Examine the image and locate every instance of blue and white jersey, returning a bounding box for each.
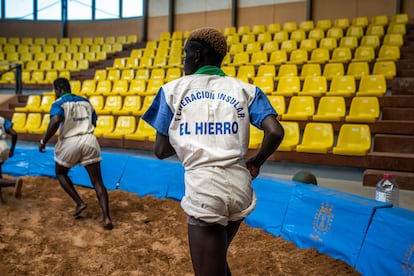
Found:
[50,94,97,139]
[143,73,277,170]
[0,116,13,140]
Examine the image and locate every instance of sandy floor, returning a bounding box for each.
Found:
[0,175,361,275]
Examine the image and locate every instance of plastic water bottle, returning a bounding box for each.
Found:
[375,173,399,207]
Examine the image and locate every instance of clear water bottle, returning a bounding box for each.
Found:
[375,173,399,207]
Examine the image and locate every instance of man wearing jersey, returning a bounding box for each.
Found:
[39,78,113,230]
[143,27,284,275]
[0,116,22,203]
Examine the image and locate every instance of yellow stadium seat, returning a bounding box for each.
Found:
[59,70,71,80]
[20,52,33,62]
[352,46,376,63]
[20,112,42,134]
[93,69,107,81]
[240,33,255,45]
[15,95,41,112]
[318,37,337,51]
[268,50,288,66]
[352,16,369,28]
[346,26,364,39]
[39,94,56,112]
[223,26,236,37]
[171,31,183,40]
[253,76,274,95]
[326,27,343,41]
[112,79,129,95]
[277,121,300,151]
[327,75,356,97]
[308,28,325,42]
[0,71,15,84]
[273,30,289,43]
[226,34,239,45]
[107,69,120,82]
[334,18,350,30]
[252,24,266,35]
[127,35,138,44]
[229,43,244,55]
[282,96,315,121]
[65,60,78,71]
[101,95,123,115]
[21,37,33,45]
[125,118,156,142]
[136,95,155,116]
[135,68,150,81]
[111,58,126,70]
[139,57,153,68]
[372,60,396,80]
[70,80,82,95]
[120,69,135,81]
[79,80,96,96]
[366,24,384,37]
[333,124,371,156]
[39,60,53,71]
[250,51,268,66]
[339,36,359,50]
[283,21,297,33]
[94,115,115,138]
[345,96,380,122]
[316,19,332,31]
[34,37,46,45]
[53,60,66,71]
[145,78,164,95]
[382,34,404,47]
[312,96,346,122]
[267,95,286,115]
[231,52,249,67]
[114,95,142,115]
[287,49,308,65]
[238,25,251,35]
[280,40,297,53]
[29,70,47,84]
[299,38,317,53]
[150,68,166,80]
[296,122,334,153]
[167,56,182,67]
[275,64,298,80]
[347,61,370,80]
[330,47,352,63]
[322,62,344,80]
[152,56,167,68]
[248,125,264,149]
[95,80,113,96]
[256,65,276,79]
[125,57,139,69]
[245,42,262,54]
[360,35,380,50]
[356,74,387,97]
[165,67,182,82]
[237,65,256,82]
[371,15,388,27]
[299,75,327,97]
[290,29,306,42]
[388,23,407,35]
[376,45,400,61]
[88,95,105,114]
[267,23,281,34]
[299,63,321,81]
[127,79,146,95]
[391,13,408,24]
[308,48,330,64]
[299,20,314,32]
[28,114,50,135]
[257,32,272,44]
[102,115,136,139]
[11,112,27,133]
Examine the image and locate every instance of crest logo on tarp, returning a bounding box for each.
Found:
[310,202,334,242]
[402,243,414,275]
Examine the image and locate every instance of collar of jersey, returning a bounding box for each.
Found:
[194,65,226,76]
[61,93,72,98]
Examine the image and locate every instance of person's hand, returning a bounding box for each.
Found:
[8,149,14,157]
[245,158,260,180]
[39,140,46,153]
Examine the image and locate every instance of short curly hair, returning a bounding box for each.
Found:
[187,27,227,57]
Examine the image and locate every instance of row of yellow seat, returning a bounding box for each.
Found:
[250,121,372,157]
[225,59,396,81]
[0,70,71,85]
[222,14,408,37]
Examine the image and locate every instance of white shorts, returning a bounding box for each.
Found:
[181,163,257,226]
[0,140,9,163]
[54,134,102,168]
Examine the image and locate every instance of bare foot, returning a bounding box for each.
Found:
[14,178,23,199]
[73,204,87,217]
[103,219,114,231]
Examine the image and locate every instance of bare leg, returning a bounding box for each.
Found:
[55,163,86,217]
[85,162,113,230]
